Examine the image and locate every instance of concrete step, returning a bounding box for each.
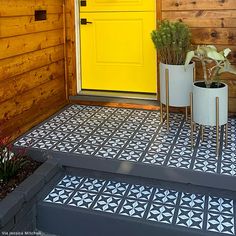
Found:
[37,168,236,236]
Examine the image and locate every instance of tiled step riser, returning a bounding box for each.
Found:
[37,204,205,236]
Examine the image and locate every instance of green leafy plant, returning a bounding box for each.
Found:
[0,137,28,182]
[185,45,236,88]
[151,20,191,65]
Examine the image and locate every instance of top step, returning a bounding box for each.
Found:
[13,104,236,191]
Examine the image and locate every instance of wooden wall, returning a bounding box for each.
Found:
[161,0,236,113]
[0,0,67,140]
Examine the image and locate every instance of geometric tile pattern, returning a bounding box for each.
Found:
[44,175,235,235]
[14,105,236,176]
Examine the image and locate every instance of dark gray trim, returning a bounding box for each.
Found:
[14,145,236,193]
[37,201,220,236]
[69,95,159,106]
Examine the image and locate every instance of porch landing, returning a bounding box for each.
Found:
[13,104,236,191]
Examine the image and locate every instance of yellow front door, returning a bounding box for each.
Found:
[80,0,156,93]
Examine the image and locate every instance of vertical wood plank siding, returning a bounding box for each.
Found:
[0,0,67,140]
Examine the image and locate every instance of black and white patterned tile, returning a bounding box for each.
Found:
[221,162,236,176]
[142,152,166,165]
[102,181,129,196]
[179,192,205,210]
[27,129,51,139]
[207,213,235,234]
[104,137,128,149]
[208,197,234,215]
[153,188,178,205]
[63,133,87,143]
[43,175,236,235]
[167,156,191,169]
[147,203,175,224]
[117,149,143,162]
[207,196,235,235]
[176,208,204,229]
[31,139,57,150]
[44,187,73,204]
[93,195,122,213]
[133,131,155,142]
[57,175,83,189]
[14,136,38,147]
[119,199,148,218]
[79,178,106,193]
[127,185,153,201]
[68,191,96,209]
[52,142,77,153]
[84,135,107,146]
[170,145,193,158]
[193,159,217,173]
[95,146,120,159]
[125,140,149,151]
[73,144,99,156]
[45,131,70,141]
[14,105,236,177]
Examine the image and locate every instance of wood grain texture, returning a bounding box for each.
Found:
[191,28,236,45]
[162,0,236,11]
[0,45,64,81]
[0,76,65,122]
[0,93,66,141]
[162,10,236,28]
[0,0,63,16]
[0,29,63,60]
[0,60,64,103]
[0,0,67,140]
[0,14,63,38]
[65,0,77,96]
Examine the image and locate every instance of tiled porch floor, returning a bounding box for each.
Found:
[14,105,236,176]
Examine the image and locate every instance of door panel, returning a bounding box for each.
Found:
[80,11,156,93]
[80,0,155,12]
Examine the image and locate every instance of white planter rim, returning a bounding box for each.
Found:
[160,61,194,67]
[194,80,227,90]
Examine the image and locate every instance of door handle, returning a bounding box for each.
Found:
[81,18,93,25]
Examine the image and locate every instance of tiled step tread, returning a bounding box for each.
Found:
[39,174,235,236]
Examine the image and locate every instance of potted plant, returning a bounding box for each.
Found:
[0,136,40,200]
[151,20,194,112]
[185,45,236,126]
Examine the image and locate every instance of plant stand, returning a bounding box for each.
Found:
[160,67,193,131]
[190,93,228,157]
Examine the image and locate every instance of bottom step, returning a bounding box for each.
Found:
[37,169,236,236]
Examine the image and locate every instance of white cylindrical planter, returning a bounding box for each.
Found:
[160,62,194,107]
[193,81,228,126]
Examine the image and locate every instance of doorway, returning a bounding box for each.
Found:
[79,0,157,94]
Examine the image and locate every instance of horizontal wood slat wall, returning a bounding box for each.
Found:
[162,0,236,113]
[0,0,67,141]
[1,0,236,141]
